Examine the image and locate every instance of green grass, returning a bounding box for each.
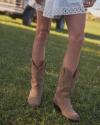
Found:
[0,15,100,125]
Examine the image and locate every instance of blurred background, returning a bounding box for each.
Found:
[0,0,100,31]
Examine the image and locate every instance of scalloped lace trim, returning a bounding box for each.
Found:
[43,6,85,18]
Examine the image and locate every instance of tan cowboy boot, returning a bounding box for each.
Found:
[53,67,80,122]
[28,60,46,107]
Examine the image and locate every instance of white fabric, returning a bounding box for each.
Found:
[43,0,85,18]
[28,0,35,7]
[28,0,45,10]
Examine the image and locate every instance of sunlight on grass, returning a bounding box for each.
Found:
[85,21,100,36]
[0,15,100,46]
[82,47,100,57]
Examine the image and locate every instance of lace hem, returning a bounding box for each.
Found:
[43,6,85,18]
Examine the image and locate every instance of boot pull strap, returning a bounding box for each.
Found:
[32,59,46,69]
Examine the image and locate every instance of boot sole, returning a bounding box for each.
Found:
[53,102,61,112]
[53,102,80,122]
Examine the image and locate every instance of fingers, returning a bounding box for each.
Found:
[84,0,96,8]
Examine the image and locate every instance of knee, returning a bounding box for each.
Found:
[69,32,84,47]
[37,27,50,41]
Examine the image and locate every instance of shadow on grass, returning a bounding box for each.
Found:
[0,22,100,125]
[85,32,100,41]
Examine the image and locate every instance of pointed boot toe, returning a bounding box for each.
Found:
[63,111,80,122]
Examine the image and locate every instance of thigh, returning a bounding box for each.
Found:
[36,11,51,34]
[65,14,86,36]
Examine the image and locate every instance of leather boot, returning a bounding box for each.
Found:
[28,60,46,107]
[53,67,80,122]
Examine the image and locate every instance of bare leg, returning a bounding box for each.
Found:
[32,11,51,66]
[63,14,86,74]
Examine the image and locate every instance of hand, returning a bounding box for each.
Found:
[35,0,43,4]
[84,0,96,8]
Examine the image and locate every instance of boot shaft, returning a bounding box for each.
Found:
[56,67,77,97]
[31,60,46,87]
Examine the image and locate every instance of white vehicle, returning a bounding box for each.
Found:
[0,0,36,25]
[0,0,28,14]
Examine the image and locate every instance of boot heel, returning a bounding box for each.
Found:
[53,103,61,112]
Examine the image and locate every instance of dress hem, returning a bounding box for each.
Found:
[43,6,86,18]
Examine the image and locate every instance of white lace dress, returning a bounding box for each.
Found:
[28,0,45,11]
[43,0,85,18]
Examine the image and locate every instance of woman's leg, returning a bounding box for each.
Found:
[28,11,51,107]
[63,14,86,74]
[53,14,86,122]
[32,11,51,66]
